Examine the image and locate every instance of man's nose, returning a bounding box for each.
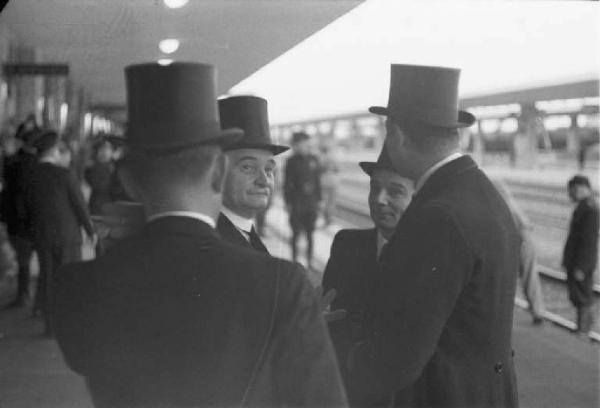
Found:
[255,169,269,186]
[375,189,388,204]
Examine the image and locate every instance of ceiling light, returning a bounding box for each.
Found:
[164,0,188,9]
[159,38,180,54]
[158,59,173,66]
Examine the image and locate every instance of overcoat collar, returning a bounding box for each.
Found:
[144,215,220,243]
[412,155,478,204]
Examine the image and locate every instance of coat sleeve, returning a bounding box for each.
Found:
[283,158,294,206]
[351,205,472,396]
[66,170,94,237]
[322,232,346,294]
[573,203,600,273]
[271,264,349,407]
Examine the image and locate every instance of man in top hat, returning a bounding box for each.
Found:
[563,174,598,334]
[1,129,40,308]
[322,147,414,406]
[217,95,288,253]
[284,131,322,269]
[24,130,95,334]
[350,64,520,407]
[53,63,347,407]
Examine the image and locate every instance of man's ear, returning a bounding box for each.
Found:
[210,151,227,194]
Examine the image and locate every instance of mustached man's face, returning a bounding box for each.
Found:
[368,168,414,235]
[223,148,276,218]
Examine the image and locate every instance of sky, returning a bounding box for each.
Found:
[230,0,600,125]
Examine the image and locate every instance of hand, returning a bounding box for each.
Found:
[574,269,586,282]
[316,286,347,323]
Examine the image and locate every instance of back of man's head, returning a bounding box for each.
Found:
[34,130,60,158]
[122,145,223,204]
[399,121,460,155]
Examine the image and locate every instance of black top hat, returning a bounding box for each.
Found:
[369,64,475,129]
[359,147,398,176]
[218,95,288,155]
[124,62,242,150]
[33,130,60,155]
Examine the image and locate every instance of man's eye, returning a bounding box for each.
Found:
[240,164,256,173]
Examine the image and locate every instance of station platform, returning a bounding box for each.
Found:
[0,207,598,408]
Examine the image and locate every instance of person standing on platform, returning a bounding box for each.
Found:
[493,179,546,325]
[284,131,321,269]
[319,144,340,228]
[217,95,289,254]
[322,147,413,406]
[25,130,95,335]
[85,137,116,215]
[563,174,599,334]
[0,129,40,308]
[350,64,520,407]
[53,63,347,408]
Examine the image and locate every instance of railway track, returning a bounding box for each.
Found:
[334,181,600,341]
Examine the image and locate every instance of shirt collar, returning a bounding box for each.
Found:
[415,152,463,192]
[221,206,254,233]
[147,211,216,228]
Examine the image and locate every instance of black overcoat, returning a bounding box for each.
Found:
[283,153,322,212]
[53,216,347,408]
[352,156,520,408]
[322,228,378,405]
[562,196,599,306]
[0,149,37,238]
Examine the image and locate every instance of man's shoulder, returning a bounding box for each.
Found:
[333,228,374,246]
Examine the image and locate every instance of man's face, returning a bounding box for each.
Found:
[368,168,414,234]
[293,139,310,155]
[223,148,275,218]
[568,184,588,203]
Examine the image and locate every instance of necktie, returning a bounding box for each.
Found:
[249,227,269,254]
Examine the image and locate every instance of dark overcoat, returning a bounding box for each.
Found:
[217,212,269,254]
[283,153,322,212]
[322,228,378,405]
[24,162,94,248]
[0,149,37,238]
[352,156,520,408]
[53,216,347,408]
[562,196,599,306]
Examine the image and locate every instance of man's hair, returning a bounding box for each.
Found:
[396,120,460,154]
[122,145,220,195]
[33,130,60,156]
[568,174,591,189]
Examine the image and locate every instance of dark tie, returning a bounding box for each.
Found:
[249,227,269,254]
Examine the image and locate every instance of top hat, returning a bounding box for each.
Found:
[359,147,397,176]
[291,131,310,144]
[369,64,475,129]
[124,62,242,150]
[219,95,288,155]
[33,130,60,154]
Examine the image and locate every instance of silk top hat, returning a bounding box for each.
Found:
[124,62,242,150]
[219,95,288,155]
[369,64,475,129]
[359,147,397,176]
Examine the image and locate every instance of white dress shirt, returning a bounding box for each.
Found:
[221,206,254,241]
[147,211,216,228]
[414,152,463,192]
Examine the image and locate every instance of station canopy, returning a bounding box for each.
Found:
[230,0,600,124]
[0,0,363,108]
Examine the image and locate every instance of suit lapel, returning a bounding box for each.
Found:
[217,213,254,250]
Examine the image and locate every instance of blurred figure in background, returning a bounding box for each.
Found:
[85,136,116,215]
[284,132,321,269]
[319,143,340,227]
[493,179,546,325]
[14,113,40,141]
[563,174,599,334]
[0,129,40,308]
[25,130,95,335]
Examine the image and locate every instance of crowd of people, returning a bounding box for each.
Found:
[0,62,597,408]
